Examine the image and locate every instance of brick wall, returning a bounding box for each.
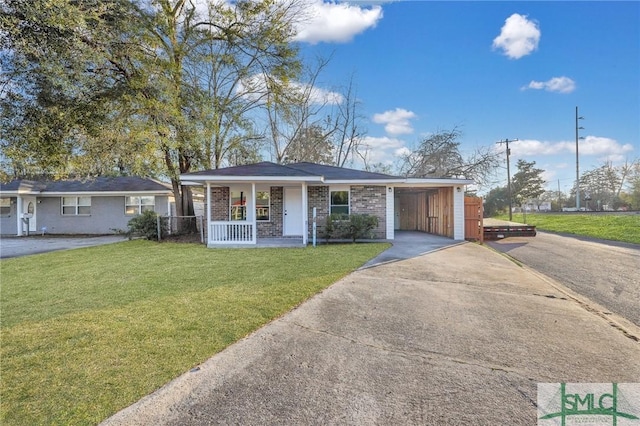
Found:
[257,187,283,237]
[210,187,230,220]
[350,185,386,239]
[306,185,387,239]
[307,186,330,237]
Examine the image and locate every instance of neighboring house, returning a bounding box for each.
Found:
[0,177,173,236]
[180,161,473,247]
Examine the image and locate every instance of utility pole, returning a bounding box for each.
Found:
[496,138,518,221]
[575,107,585,210]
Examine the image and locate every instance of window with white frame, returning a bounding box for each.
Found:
[230,191,246,221]
[0,198,11,216]
[330,190,349,215]
[125,196,155,215]
[256,191,270,221]
[62,196,91,215]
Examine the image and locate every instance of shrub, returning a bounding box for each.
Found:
[127,210,166,240]
[322,213,378,243]
[342,214,379,242]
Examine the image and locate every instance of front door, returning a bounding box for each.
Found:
[283,187,302,236]
[23,196,37,233]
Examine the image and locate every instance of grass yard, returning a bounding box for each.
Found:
[1,240,388,425]
[495,213,640,244]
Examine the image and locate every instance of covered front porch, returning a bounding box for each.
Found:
[203,180,318,247]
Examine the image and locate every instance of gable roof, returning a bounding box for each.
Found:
[0,177,172,195]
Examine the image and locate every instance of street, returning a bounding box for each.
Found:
[487,231,640,327]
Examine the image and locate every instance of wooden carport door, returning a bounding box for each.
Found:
[398,193,417,230]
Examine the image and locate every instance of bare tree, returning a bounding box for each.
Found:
[262,56,336,163]
[399,127,501,186]
[285,124,334,164]
[333,75,366,167]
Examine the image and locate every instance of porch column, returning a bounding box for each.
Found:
[453,186,465,240]
[386,186,395,240]
[251,182,257,244]
[301,182,308,245]
[16,196,23,236]
[206,182,211,244]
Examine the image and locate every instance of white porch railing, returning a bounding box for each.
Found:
[209,221,255,245]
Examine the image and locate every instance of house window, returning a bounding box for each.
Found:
[256,191,270,221]
[330,190,349,215]
[62,196,91,215]
[0,198,10,217]
[230,191,246,221]
[125,196,155,215]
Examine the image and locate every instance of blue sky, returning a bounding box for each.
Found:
[289,1,639,192]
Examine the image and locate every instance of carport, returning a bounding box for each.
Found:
[394,186,455,238]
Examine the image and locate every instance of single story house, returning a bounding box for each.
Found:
[180,162,473,247]
[0,177,173,236]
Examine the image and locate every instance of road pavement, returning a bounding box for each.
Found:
[487,231,640,327]
[101,243,640,426]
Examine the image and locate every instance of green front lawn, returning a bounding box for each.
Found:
[495,213,640,244]
[1,240,388,425]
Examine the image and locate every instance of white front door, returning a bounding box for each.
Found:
[23,196,37,233]
[284,187,302,236]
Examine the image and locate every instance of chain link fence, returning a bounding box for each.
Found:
[157,215,204,243]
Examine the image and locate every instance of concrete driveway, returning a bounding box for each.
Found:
[102,242,640,425]
[0,235,128,259]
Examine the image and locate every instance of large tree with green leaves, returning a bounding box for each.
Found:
[483,186,509,217]
[511,159,546,207]
[1,0,303,216]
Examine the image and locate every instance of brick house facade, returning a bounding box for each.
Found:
[182,161,471,246]
[208,184,387,240]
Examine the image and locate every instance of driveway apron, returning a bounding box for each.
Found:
[0,235,127,258]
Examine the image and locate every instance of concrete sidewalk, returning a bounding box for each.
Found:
[102,243,640,425]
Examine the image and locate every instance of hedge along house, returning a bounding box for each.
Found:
[180,162,473,247]
[0,177,173,236]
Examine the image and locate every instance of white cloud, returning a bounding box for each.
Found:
[372,108,416,135]
[394,147,412,158]
[579,136,634,156]
[522,76,576,94]
[237,73,342,105]
[510,136,634,157]
[492,13,541,59]
[291,82,344,105]
[293,0,383,44]
[360,135,405,150]
[354,135,408,167]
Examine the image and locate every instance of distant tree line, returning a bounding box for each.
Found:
[483,159,640,216]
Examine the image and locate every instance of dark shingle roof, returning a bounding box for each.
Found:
[183,161,401,181]
[286,162,401,180]
[0,177,171,193]
[183,162,318,177]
